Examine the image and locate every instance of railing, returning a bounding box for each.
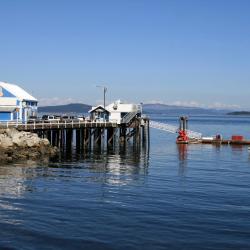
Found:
[0,120,118,130]
[187,130,202,140]
[150,121,178,134]
[150,120,202,139]
[121,111,138,124]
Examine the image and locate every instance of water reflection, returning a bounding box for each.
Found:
[0,165,33,225]
[0,165,34,196]
[0,142,150,207]
[177,144,188,176]
[231,145,244,152]
[52,142,150,186]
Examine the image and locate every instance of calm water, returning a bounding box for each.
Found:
[1,115,250,250]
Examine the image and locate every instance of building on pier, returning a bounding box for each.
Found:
[89,100,142,124]
[106,100,142,124]
[0,82,38,122]
[88,105,110,122]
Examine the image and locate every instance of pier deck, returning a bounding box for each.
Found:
[0,118,150,149]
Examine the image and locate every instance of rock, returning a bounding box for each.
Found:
[0,136,14,148]
[0,128,58,163]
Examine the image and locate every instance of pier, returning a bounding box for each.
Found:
[0,117,150,149]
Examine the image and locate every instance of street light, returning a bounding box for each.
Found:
[96,85,107,108]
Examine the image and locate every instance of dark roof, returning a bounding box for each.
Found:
[89,105,110,113]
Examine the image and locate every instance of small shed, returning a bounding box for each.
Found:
[0,81,38,122]
[88,105,110,122]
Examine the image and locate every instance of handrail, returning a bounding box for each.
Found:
[121,111,138,124]
[0,120,118,129]
[150,120,202,139]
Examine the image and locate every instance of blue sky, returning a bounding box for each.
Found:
[0,0,249,109]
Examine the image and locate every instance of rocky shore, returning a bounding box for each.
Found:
[0,129,58,163]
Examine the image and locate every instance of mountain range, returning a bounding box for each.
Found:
[38,103,234,115]
[142,103,229,115]
[38,103,91,113]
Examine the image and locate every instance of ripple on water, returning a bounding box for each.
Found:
[1,115,250,249]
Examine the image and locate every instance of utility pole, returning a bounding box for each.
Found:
[96,85,107,108]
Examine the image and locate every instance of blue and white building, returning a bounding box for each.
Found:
[0,82,38,122]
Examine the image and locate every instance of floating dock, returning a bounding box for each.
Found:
[150,117,250,146]
[201,138,250,145]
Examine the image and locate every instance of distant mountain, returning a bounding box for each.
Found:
[38,102,233,115]
[143,103,229,115]
[227,111,250,115]
[38,103,91,113]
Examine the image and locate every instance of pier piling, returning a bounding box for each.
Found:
[11,117,150,152]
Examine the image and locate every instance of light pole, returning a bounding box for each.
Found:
[140,102,143,116]
[96,85,107,108]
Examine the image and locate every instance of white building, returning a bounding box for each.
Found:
[89,100,142,124]
[0,82,38,122]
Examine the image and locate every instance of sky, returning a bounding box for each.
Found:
[0,0,250,109]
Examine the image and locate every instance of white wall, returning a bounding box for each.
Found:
[106,101,141,124]
[0,97,17,106]
[109,113,121,123]
[107,103,140,113]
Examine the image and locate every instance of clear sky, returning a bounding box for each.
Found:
[0,0,249,109]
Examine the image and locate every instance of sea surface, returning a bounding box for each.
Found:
[1,115,250,250]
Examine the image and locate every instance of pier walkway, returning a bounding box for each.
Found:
[150,120,202,139]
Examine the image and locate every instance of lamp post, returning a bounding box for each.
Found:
[96,85,107,108]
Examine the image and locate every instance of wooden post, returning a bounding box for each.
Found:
[83,128,89,147]
[147,119,150,148]
[107,127,115,146]
[88,128,92,150]
[51,130,57,146]
[47,130,51,143]
[133,119,140,146]
[142,120,147,145]
[119,126,127,143]
[66,129,73,149]
[76,129,81,150]
[94,128,102,145]
[61,129,65,148]
[81,128,86,148]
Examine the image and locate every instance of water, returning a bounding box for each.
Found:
[1,115,250,250]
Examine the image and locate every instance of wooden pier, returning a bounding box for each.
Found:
[0,117,150,150]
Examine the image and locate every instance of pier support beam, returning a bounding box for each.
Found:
[29,117,150,153]
[120,126,127,143]
[66,129,73,149]
[107,128,115,146]
[76,129,81,150]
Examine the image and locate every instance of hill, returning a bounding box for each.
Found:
[38,103,91,113]
[143,103,228,115]
[227,111,250,115]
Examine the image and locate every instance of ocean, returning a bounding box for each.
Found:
[1,114,250,250]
